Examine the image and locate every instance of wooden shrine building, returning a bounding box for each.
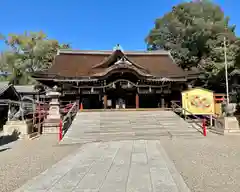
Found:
[32,46,199,109]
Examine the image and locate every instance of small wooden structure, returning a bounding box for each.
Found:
[0,83,20,130]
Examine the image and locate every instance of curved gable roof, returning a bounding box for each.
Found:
[47,49,187,78]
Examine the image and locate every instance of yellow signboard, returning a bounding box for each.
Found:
[182,88,214,115]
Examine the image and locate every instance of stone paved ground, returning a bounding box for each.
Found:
[0,135,81,192]
[14,140,190,192]
[160,135,240,192]
[4,109,240,192]
[7,134,240,192]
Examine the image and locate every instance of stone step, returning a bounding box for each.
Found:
[77,118,187,125]
[65,131,200,140]
[81,128,199,133]
[66,127,200,133]
[70,125,197,130]
[75,121,186,124]
[98,114,180,116]
[90,122,183,125]
[72,126,198,131]
[77,117,186,123]
[61,111,203,144]
[61,134,204,145]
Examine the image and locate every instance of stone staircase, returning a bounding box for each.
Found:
[61,110,203,144]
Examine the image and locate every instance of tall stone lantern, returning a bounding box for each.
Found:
[43,86,61,134]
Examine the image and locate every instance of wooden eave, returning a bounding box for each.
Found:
[146,77,186,82]
[185,71,201,80]
[32,70,189,83]
[32,72,98,81]
[91,60,152,78]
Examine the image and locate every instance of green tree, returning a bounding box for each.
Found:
[146,0,239,76]
[0,31,70,85]
[234,39,240,67]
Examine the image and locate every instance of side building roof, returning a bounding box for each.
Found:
[0,82,20,101]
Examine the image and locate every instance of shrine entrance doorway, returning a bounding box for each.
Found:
[107,86,136,109]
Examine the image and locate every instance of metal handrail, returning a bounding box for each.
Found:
[171,101,203,119]
[62,101,78,135]
[171,101,224,131]
[171,101,204,133]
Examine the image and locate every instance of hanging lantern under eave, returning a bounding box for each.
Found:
[91,87,94,93]
[149,87,152,92]
[127,82,131,88]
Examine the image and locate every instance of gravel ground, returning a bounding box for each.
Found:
[160,134,240,192]
[0,135,82,192]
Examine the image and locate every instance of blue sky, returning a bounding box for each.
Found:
[0,0,239,51]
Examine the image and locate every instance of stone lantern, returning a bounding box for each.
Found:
[43,86,61,134]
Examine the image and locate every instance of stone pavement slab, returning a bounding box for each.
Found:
[15,140,190,192]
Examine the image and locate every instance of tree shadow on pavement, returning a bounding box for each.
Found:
[0,130,20,146]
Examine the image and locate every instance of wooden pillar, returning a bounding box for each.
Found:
[7,103,11,121]
[37,93,41,135]
[161,95,165,108]
[104,95,107,109]
[135,94,139,108]
[76,95,80,110]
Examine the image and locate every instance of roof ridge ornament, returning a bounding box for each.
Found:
[113,44,123,52]
[115,57,132,65]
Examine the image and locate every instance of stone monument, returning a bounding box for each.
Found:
[3,103,32,139]
[3,120,33,139]
[214,102,240,135]
[42,86,61,134]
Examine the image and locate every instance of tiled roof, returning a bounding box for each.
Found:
[14,85,36,93]
[0,82,10,95]
[0,82,38,98]
[48,49,187,78]
[0,82,20,100]
[57,49,170,55]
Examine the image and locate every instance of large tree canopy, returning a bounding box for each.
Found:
[146,0,239,76]
[0,31,70,85]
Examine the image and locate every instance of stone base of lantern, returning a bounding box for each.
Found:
[42,118,60,134]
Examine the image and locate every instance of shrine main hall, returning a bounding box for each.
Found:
[32,46,198,109]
